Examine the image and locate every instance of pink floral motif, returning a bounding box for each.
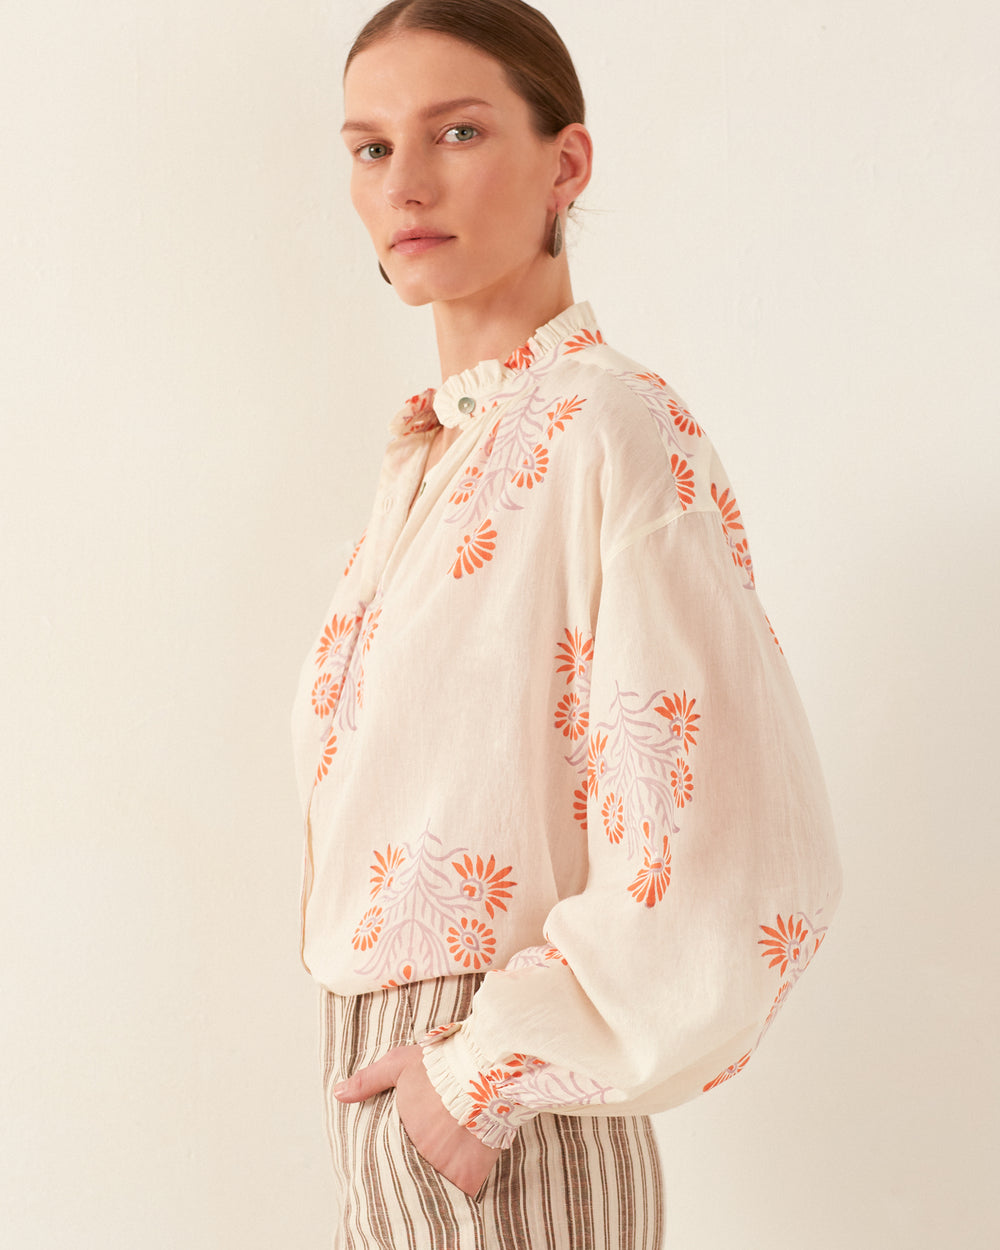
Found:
[353,826,518,986]
[572,786,588,830]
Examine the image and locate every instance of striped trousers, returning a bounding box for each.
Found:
[321,973,665,1249]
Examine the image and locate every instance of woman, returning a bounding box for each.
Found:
[292,1,842,1245]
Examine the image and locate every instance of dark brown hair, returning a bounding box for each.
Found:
[344,0,586,137]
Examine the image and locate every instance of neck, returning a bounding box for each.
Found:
[432,259,575,382]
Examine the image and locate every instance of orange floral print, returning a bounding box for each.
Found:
[369,845,406,899]
[555,628,594,684]
[765,613,784,654]
[587,732,609,797]
[504,342,534,371]
[310,671,340,718]
[451,519,498,579]
[572,786,588,830]
[758,914,815,977]
[423,1021,460,1042]
[315,731,337,783]
[398,390,438,434]
[452,854,516,919]
[359,606,381,655]
[466,1067,521,1136]
[670,454,696,510]
[554,692,588,740]
[562,328,604,354]
[602,792,625,844]
[655,690,701,753]
[315,613,359,668]
[447,917,496,970]
[352,906,383,951]
[711,483,744,542]
[382,964,415,988]
[635,371,668,389]
[732,538,755,585]
[343,533,365,578]
[546,395,585,438]
[450,465,483,505]
[670,756,694,808]
[669,397,703,437]
[510,443,549,489]
[627,828,672,907]
[703,1052,751,1091]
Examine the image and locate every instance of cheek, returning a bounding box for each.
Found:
[349,177,379,237]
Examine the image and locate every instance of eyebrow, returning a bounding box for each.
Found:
[340,97,494,134]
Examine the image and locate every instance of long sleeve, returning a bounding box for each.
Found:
[420,503,842,1148]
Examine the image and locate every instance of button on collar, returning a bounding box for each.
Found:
[457,396,476,415]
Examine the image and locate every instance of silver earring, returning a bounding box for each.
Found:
[547,214,564,259]
[379,261,392,285]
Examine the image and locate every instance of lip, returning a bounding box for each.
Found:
[390,228,455,255]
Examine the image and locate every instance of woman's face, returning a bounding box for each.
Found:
[342,30,563,309]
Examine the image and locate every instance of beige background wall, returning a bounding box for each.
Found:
[2,1,997,1246]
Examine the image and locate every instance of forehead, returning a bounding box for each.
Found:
[344,29,524,120]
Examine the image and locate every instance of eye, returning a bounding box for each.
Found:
[356,142,389,163]
[442,125,479,144]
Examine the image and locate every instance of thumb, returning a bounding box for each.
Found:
[333,1045,410,1103]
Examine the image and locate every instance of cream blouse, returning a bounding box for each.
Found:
[291,302,842,1149]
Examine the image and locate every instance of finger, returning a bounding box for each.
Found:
[333,1045,409,1103]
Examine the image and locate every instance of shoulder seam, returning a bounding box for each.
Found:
[605,504,720,565]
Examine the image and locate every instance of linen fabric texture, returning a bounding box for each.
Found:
[322,972,664,1249]
[292,302,842,1152]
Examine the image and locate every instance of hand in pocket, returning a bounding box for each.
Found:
[334,1043,500,1197]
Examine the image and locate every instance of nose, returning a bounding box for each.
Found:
[383,143,436,210]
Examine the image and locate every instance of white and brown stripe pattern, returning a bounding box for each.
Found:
[321,974,664,1249]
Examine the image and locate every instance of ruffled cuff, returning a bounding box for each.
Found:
[419,1021,539,1150]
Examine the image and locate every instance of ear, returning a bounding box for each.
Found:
[551,123,593,211]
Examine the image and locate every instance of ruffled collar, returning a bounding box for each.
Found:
[387,301,598,437]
